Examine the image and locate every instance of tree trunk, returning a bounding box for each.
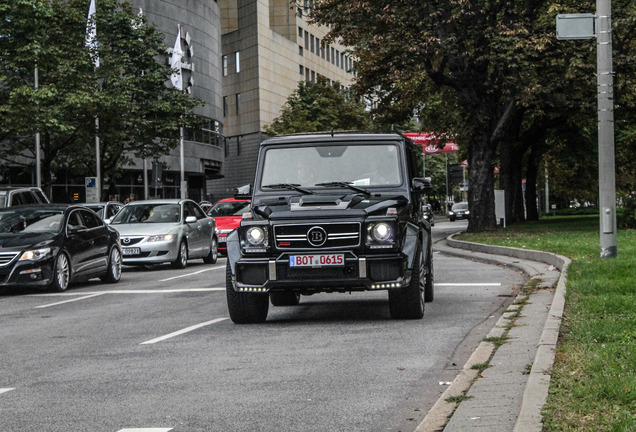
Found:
[467,137,497,232]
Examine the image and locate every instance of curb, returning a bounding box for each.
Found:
[420,234,571,431]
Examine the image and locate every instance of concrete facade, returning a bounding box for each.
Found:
[208,0,356,199]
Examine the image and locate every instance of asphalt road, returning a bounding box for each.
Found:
[0,220,527,432]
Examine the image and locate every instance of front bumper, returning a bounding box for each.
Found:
[120,238,179,265]
[0,257,55,288]
[233,251,410,293]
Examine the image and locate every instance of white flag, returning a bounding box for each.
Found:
[85,0,99,67]
[170,25,183,90]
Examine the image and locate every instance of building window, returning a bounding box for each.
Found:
[235,93,241,115]
[326,45,330,62]
[331,47,335,64]
[310,35,314,53]
[305,68,310,82]
[299,65,304,75]
[299,46,303,56]
[223,96,228,117]
[222,55,228,76]
[236,136,241,156]
[304,31,309,50]
[235,51,240,73]
[341,53,345,69]
[336,50,340,67]
[298,26,303,37]
[311,70,315,83]
[321,44,325,59]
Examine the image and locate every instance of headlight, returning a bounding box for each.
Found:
[19,247,51,261]
[465,210,470,214]
[366,222,395,248]
[246,227,266,246]
[372,223,393,242]
[449,211,455,215]
[147,234,175,242]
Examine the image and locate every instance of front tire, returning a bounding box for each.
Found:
[101,247,122,283]
[388,244,425,319]
[171,240,188,269]
[203,237,218,264]
[50,252,71,292]
[226,262,269,323]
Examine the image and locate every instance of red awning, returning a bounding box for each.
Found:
[403,132,459,154]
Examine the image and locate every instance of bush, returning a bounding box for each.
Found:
[618,194,636,229]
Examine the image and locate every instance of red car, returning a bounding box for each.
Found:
[207,198,251,254]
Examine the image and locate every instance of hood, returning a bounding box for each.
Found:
[0,232,57,250]
[213,216,243,231]
[252,193,408,221]
[109,222,181,236]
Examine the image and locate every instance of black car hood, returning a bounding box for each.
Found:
[0,232,56,250]
[252,193,408,220]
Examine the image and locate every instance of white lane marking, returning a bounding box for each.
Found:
[118,429,173,432]
[29,288,225,297]
[159,266,224,282]
[140,317,229,345]
[0,388,15,395]
[35,293,104,309]
[436,283,502,287]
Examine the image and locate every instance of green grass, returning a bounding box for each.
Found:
[458,215,636,431]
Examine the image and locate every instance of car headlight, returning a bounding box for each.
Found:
[147,234,175,242]
[449,211,455,215]
[465,210,470,214]
[19,247,51,261]
[366,222,395,249]
[246,226,266,246]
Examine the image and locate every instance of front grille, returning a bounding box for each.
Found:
[120,236,144,246]
[0,252,19,266]
[274,222,360,249]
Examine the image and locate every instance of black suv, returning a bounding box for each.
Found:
[225,132,434,323]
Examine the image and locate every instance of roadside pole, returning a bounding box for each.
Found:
[556,0,617,258]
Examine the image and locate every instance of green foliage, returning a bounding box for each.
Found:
[0,0,203,187]
[264,78,372,135]
[618,194,636,229]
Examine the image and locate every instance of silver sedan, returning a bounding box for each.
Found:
[109,199,218,268]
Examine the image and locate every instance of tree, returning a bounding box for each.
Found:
[0,0,203,193]
[264,77,372,135]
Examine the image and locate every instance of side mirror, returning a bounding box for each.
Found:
[185,216,197,224]
[234,183,252,200]
[412,177,433,193]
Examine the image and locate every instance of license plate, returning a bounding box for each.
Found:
[289,254,345,267]
[122,247,141,256]
[218,237,226,243]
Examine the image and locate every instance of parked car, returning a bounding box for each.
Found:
[449,202,470,221]
[109,199,218,268]
[84,201,124,223]
[206,198,251,255]
[0,186,49,208]
[0,204,122,292]
[422,203,435,226]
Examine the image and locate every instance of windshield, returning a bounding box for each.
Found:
[0,208,64,233]
[452,203,469,211]
[207,201,250,217]
[260,144,402,189]
[111,203,180,224]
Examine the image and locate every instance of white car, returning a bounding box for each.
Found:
[109,199,218,268]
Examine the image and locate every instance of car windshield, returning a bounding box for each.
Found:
[207,201,250,217]
[0,208,64,234]
[260,143,402,188]
[111,203,180,224]
[452,203,469,211]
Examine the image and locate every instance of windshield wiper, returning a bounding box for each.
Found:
[262,183,314,194]
[315,181,370,196]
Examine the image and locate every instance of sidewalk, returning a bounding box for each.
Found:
[416,234,570,432]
